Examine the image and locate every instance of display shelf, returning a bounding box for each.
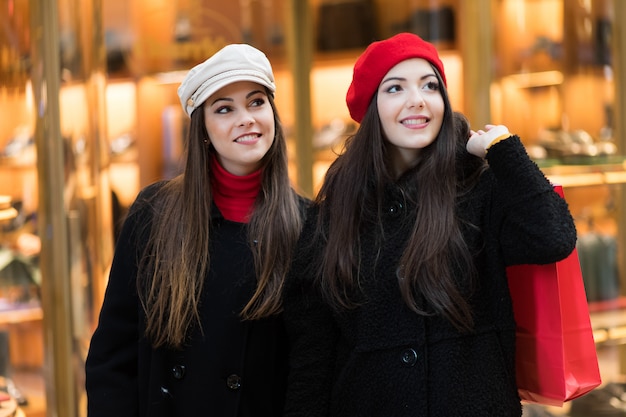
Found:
[0,305,41,326]
[0,303,43,369]
[590,301,626,345]
[542,161,626,187]
[0,160,35,170]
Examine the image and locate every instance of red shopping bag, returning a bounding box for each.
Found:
[506,186,601,406]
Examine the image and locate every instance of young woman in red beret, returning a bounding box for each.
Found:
[283,32,577,416]
[85,44,308,417]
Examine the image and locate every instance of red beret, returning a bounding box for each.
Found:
[346,32,447,123]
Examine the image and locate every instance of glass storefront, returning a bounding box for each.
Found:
[1,0,626,415]
[1,0,112,415]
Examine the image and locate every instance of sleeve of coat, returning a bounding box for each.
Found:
[84,186,155,416]
[283,207,339,417]
[484,135,577,266]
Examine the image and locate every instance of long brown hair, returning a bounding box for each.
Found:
[138,90,303,348]
[316,69,486,331]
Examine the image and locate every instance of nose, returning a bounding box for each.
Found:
[239,111,255,127]
[407,87,425,109]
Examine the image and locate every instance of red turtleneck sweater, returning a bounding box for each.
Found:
[211,156,262,223]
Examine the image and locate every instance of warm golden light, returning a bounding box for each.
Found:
[0,195,18,221]
[502,70,564,88]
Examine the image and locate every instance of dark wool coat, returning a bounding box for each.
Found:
[85,182,307,417]
[283,136,578,417]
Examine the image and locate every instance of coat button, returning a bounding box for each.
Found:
[388,202,403,216]
[160,386,173,398]
[401,348,418,367]
[171,364,186,380]
[226,374,242,390]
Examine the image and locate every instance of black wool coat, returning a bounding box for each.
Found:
[283,136,578,417]
[86,182,306,417]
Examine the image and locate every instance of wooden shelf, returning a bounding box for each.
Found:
[0,305,43,369]
[542,161,626,187]
[588,297,626,345]
[0,306,42,326]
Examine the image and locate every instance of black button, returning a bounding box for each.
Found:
[389,202,403,216]
[171,364,186,380]
[226,374,242,390]
[401,348,418,366]
[160,386,172,398]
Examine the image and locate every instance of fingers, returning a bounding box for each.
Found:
[466,124,511,158]
[472,125,496,135]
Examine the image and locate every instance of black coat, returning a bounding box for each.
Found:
[86,182,306,417]
[283,136,578,417]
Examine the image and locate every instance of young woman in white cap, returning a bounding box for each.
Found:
[283,32,577,416]
[85,43,308,416]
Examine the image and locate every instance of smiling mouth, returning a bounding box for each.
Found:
[235,134,261,143]
[402,118,429,126]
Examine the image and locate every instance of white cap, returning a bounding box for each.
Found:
[177,44,276,117]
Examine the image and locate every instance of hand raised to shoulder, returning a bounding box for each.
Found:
[467,124,511,158]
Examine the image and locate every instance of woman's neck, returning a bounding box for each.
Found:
[211,156,262,223]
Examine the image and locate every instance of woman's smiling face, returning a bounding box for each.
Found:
[376,58,444,174]
[203,81,275,175]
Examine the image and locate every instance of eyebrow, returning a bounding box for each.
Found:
[210,89,266,106]
[381,73,437,85]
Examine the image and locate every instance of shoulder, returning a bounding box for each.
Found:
[293,191,313,217]
[295,192,312,208]
[119,180,172,241]
[126,180,170,218]
[485,134,540,175]
[135,180,169,204]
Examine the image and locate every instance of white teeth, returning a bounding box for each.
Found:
[403,119,426,125]
[235,134,258,143]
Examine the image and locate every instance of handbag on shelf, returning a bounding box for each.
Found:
[506,185,601,406]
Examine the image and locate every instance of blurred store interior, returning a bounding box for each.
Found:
[2,0,626,416]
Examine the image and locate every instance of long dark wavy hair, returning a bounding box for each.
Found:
[316,68,487,331]
[138,89,303,348]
